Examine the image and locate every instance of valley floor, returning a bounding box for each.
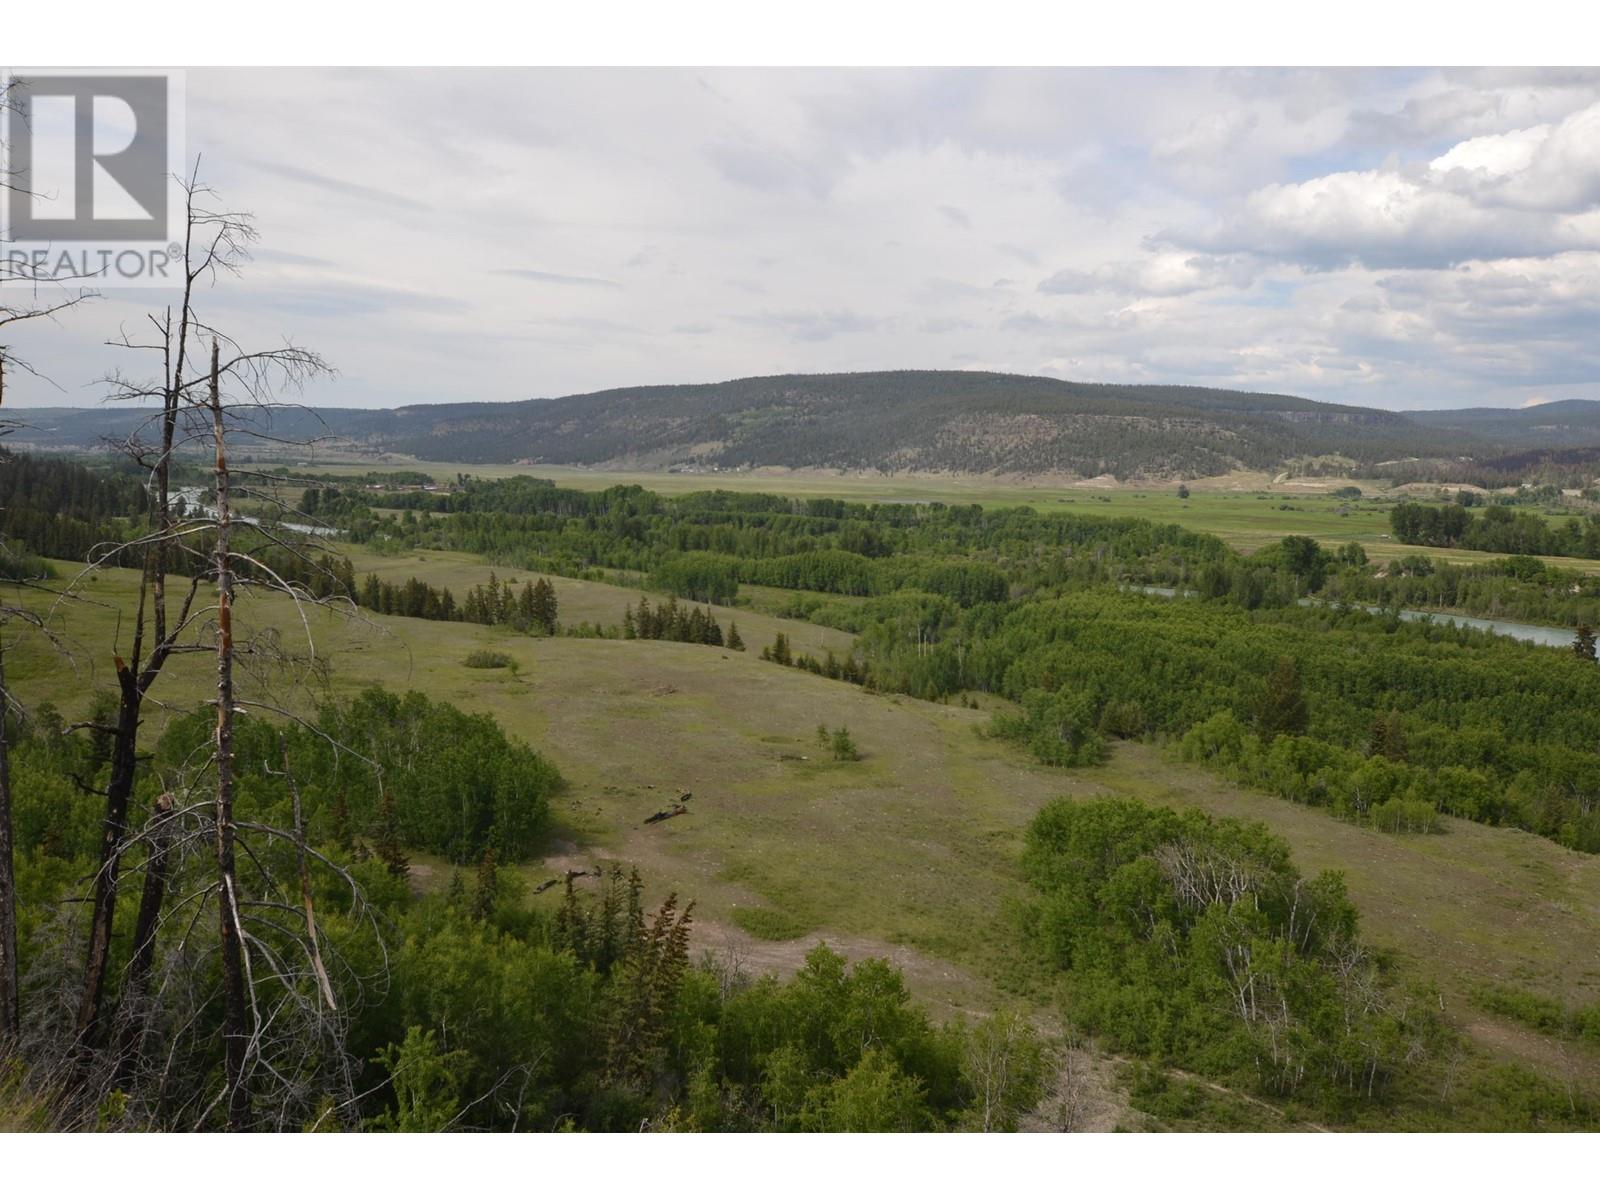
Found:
[10,549,1600,1117]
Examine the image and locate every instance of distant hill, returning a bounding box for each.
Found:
[1407,399,1600,448]
[15,369,1596,481]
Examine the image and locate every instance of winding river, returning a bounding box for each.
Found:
[1134,586,1574,649]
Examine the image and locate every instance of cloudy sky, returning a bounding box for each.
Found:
[8,66,1600,411]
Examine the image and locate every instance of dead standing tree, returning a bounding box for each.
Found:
[64,173,334,1065]
[36,173,378,1131]
[70,237,392,1127]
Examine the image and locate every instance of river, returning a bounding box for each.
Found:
[173,486,342,538]
[1132,585,1574,649]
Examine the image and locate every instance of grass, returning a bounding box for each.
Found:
[8,553,1600,1087]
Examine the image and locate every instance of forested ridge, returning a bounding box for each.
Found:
[18,372,1600,480]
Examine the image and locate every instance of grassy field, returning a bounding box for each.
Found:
[274,455,1600,574]
[8,550,1599,1097]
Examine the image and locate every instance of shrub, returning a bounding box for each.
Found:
[731,906,812,941]
[830,726,860,762]
[1098,699,1147,740]
[1370,797,1441,834]
[464,650,514,669]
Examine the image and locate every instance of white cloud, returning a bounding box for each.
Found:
[4,67,1599,414]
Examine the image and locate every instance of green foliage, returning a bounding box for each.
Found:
[1391,498,1600,559]
[803,1049,932,1131]
[1574,623,1597,662]
[1022,798,1447,1114]
[626,595,726,647]
[463,649,514,669]
[146,688,561,865]
[1470,984,1600,1046]
[1255,656,1309,741]
[649,552,740,605]
[957,1010,1051,1131]
[829,726,860,762]
[762,632,793,666]
[859,586,1600,852]
[370,1027,469,1132]
[988,689,1106,767]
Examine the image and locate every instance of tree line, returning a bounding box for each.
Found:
[356,570,558,634]
[1390,499,1600,559]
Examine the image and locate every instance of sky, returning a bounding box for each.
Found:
[6,66,1600,412]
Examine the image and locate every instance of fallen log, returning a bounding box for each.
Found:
[533,866,601,895]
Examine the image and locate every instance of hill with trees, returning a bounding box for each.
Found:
[20,370,1600,482]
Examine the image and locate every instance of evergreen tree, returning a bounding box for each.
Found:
[726,621,744,651]
[1255,656,1309,741]
[830,726,860,762]
[375,791,410,880]
[1574,623,1597,662]
[472,847,499,922]
[330,789,353,853]
[622,605,637,639]
[530,577,557,634]
[766,632,793,666]
[1368,709,1407,761]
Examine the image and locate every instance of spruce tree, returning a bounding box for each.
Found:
[768,633,793,666]
[375,792,410,879]
[726,621,744,651]
[331,789,353,854]
[1574,623,1597,662]
[472,847,499,922]
[830,726,859,761]
[1256,656,1309,741]
[531,577,557,634]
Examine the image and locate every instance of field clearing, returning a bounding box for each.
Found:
[342,546,856,664]
[275,456,1600,574]
[7,554,1600,1092]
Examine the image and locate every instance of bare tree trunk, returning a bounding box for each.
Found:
[123,793,176,1011]
[114,791,176,1082]
[0,637,19,1049]
[73,666,141,1050]
[209,339,251,1130]
[282,737,336,1013]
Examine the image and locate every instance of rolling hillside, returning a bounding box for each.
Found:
[12,369,1597,480]
[1409,398,1600,448]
